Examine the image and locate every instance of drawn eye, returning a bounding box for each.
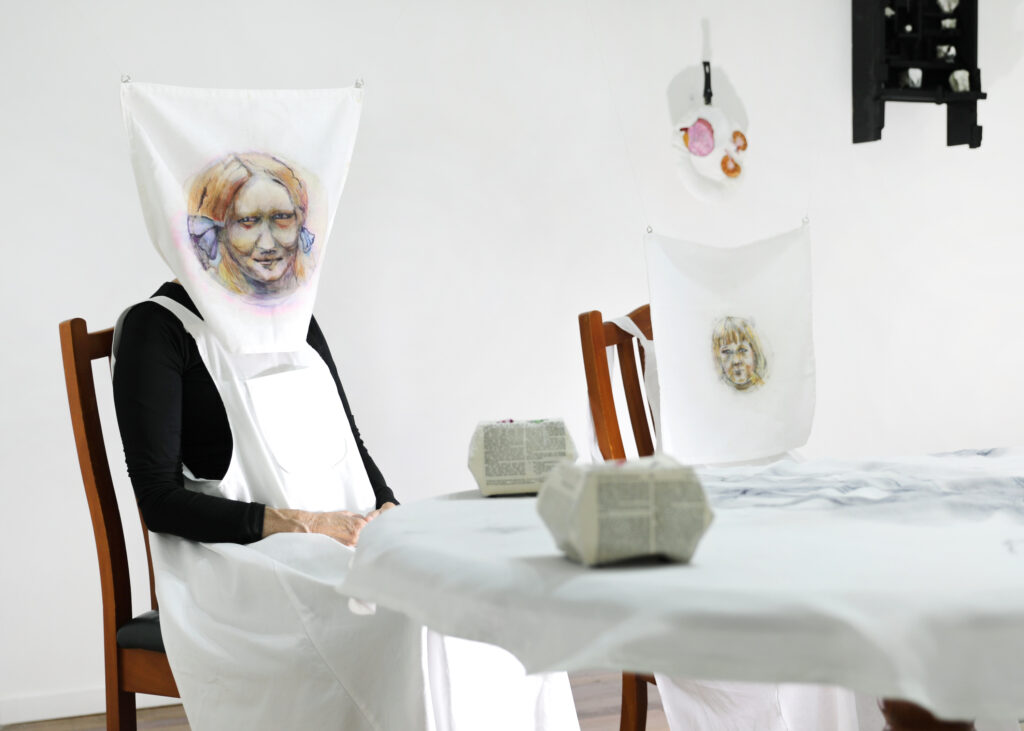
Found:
[237,216,260,228]
[271,212,296,225]
[738,347,748,354]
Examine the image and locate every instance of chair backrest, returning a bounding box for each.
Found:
[59,318,157,645]
[578,305,654,461]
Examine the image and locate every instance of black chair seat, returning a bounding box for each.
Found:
[116,610,165,653]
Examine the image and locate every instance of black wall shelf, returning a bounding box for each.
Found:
[852,0,986,147]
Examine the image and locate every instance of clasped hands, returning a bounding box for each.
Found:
[262,502,397,546]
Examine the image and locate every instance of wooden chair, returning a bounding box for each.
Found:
[578,304,656,731]
[59,318,179,731]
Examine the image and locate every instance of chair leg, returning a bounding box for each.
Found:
[106,684,137,731]
[620,672,648,731]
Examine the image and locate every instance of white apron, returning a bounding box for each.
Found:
[126,295,579,731]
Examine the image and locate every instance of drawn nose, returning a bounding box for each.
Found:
[254,224,275,251]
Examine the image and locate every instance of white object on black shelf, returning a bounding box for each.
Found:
[949,69,971,92]
[901,68,923,88]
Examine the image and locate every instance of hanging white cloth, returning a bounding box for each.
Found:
[644,224,815,465]
[120,81,362,354]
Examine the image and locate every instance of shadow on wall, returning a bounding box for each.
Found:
[666,64,748,132]
[982,0,1024,83]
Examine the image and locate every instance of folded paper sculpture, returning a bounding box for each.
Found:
[468,419,577,496]
[537,455,713,566]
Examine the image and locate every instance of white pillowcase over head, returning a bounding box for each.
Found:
[121,81,363,353]
[645,224,815,464]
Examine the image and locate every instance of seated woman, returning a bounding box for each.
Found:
[113,279,389,547]
[112,150,578,731]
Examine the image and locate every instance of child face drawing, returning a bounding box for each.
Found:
[717,338,756,388]
[225,174,301,288]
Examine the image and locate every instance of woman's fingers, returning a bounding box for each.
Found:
[364,502,397,523]
[308,511,367,546]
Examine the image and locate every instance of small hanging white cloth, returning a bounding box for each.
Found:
[644,224,815,465]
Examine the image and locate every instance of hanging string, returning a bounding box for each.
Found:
[583,0,652,236]
[701,18,713,105]
[701,17,712,60]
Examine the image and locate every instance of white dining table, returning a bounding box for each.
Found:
[342,450,1024,730]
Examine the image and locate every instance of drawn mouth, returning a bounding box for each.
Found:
[255,258,282,269]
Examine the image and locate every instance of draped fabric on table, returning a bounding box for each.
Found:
[344,455,1024,727]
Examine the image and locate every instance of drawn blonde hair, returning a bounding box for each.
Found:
[711,316,767,389]
[186,152,314,296]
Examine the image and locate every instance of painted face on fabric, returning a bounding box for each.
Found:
[717,339,756,388]
[225,175,300,289]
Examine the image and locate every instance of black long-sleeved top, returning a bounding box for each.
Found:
[112,282,397,544]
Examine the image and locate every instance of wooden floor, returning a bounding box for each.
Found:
[2,671,668,731]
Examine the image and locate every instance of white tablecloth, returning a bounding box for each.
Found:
[343,450,1024,721]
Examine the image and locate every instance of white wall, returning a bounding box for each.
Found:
[1,0,1021,722]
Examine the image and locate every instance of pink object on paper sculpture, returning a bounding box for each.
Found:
[681,118,715,157]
